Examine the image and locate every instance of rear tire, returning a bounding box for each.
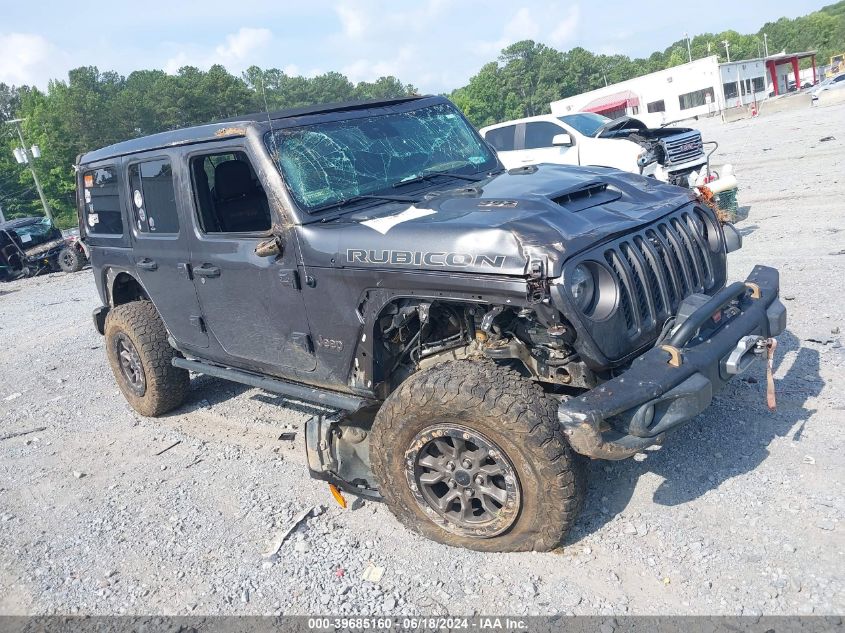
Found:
[370,359,586,552]
[58,246,84,273]
[105,300,188,417]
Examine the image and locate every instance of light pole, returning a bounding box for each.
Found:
[684,32,692,63]
[722,39,731,63]
[6,118,53,224]
[763,33,769,58]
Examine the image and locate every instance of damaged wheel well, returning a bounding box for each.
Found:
[109,271,149,306]
[360,296,594,399]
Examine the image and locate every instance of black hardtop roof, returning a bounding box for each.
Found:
[78,95,432,165]
[0,216,49,230]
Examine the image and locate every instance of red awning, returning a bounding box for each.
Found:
[582,90,640,114]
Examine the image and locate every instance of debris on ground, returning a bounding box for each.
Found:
[0,426,46,442]
[154,440,181,456]
[261,506,314,559]
[278,432,296,441]
[361,563,385,584]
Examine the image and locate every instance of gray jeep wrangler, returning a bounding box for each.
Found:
[78,95,785,552]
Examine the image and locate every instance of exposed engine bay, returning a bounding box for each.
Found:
[373,300,595,395]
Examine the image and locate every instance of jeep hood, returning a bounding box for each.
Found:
[298,164,695,278]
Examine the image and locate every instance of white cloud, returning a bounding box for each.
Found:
[0,33,70,87]
[335,5,367,39]
[164,27,273,74]
[549,5,580,48]
[473,3,581,57]
[215,27,272,63]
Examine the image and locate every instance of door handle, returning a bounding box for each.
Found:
[137,258,158,271]
[193,264,221,278]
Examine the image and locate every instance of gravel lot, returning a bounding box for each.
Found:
[1,101,843,617]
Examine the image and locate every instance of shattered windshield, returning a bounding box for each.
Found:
[265,103,498,212]
[7,218,55,244]
[558,113,611,137]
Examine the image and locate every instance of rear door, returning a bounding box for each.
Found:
[182,145,316,372]
[126,153,209,349]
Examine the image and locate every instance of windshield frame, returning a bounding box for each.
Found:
[263,98,499,216]
[558,113,612,137]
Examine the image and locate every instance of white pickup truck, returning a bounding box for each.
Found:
[480,112,709,188]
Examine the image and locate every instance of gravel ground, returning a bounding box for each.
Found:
[1,101,843,617]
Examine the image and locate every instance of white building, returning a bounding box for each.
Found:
[550,52,816,127]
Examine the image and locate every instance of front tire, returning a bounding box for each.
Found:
[58,246,84,273]
[104,300,188,417]
[370,359,586,552]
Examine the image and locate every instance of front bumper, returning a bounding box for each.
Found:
[559,265,786,460]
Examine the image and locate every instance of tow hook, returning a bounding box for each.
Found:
[725,335,766,375]
[724,335,778,412]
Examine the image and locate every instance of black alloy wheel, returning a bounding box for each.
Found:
[404,424,521,538]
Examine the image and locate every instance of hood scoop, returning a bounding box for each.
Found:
[551,180,621,212]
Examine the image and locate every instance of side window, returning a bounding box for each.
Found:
[523,122,566,150]
[128,159,179,234]
[190,151,271,234]
[647,100,666,113]
[83,167,123,235]
[484,125,516,151]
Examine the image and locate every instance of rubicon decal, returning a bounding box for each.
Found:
[346,249,506,268]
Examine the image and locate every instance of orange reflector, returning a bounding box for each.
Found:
[329,484,347,509]
[83,174,94,188]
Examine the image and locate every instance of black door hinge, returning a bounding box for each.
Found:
[177,262,192,279]
[278,269,300,290]
[291,332,314,354]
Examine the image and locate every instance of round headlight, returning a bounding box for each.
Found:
[569,264,595,311]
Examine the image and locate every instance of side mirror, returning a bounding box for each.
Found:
[255,236,282,258]
[552,133,573,147]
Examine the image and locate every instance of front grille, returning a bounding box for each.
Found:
[663,131,704,165]
[603,210,718,338]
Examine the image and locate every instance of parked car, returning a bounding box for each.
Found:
[59,227,90,273]
[812,73,845,101]
[0,216,66,281]
[480,112,709,187]
[79,95,785,552]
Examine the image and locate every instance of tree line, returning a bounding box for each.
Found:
[1,0,843,228]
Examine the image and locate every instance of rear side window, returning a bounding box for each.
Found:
[484,125,516,151]
[128,159,180,234]
[83,167,123,235]
[523,122,565,149]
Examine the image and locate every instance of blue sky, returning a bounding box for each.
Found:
[0,0,825,93]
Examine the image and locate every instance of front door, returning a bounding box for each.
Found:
[519,121,579,166]
[126,154,209,349]
[182,147,316,372]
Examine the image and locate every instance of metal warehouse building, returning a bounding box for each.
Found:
[550,52,817,126]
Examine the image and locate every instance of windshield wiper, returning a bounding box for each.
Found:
[393,170,487,188]
[312,193,420,215]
